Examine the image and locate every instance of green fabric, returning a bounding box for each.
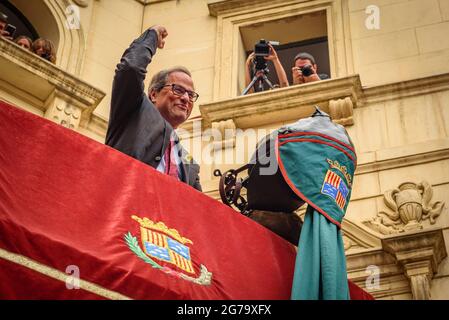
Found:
[278,132,355,300]
[291,206,349,300]
[279,134,356,162]
[278,135,355,224]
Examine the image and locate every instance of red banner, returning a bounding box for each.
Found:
[0,101,372,300]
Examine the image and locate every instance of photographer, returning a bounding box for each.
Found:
[32,38,56,63]
[244,42,289,94]
[0,12,13,41]
[292,52,329,85]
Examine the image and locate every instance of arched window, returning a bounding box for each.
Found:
[1,0,85,76]
[0,1,39,40]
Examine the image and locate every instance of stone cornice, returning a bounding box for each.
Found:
[207,0,308,17]
[362,72,449,105]
[355,138,449,176]
[346,249,411,299]
[136,0,172,5]
[382,229,447,274]
[341,219,382,253]
[0,37,105,107]
[381,228,447,299]
[199,75,363,129]
[73,0,89,7]
[347,228,448,299]
[0,37,105,128]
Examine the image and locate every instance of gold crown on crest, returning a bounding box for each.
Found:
[132,215,193,245]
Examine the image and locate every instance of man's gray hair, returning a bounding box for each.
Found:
[294,52,316,65]
[148,66,192,95]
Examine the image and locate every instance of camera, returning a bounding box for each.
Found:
[299,64,314,77]
[242,39,280,95]
[41,52,52,61]
[254,39,270,57]
[253,39,270,71]
[252,39,280,71]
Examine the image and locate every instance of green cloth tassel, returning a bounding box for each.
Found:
[291,206,349,300]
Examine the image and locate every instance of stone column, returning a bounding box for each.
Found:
[382,229,447,300]
[404,261,432,300]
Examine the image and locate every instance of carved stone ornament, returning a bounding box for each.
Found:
[55,104,81,129]
[364,181,445,235]
[211,119,236,150]
[73,0,89,7]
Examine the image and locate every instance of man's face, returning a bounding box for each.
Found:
[150,71,195,129]
[294,58,318,74]
[0,21,6,32]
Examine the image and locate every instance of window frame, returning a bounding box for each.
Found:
[209,0,354,99]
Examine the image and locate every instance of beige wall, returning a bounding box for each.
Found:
[1,0,448,299]
[348,0,449,86]
[80,0,144,119]
[142,0,216,118]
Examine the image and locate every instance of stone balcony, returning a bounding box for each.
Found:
[199,74,363,130]
[0,37,106,137]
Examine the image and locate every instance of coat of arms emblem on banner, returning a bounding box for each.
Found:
[125,215,212,285]
[320,159,352,211]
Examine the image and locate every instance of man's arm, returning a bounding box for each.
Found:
[292,67,304,85]
[0,30,13,41]
[108,26,166,127]
[244,45,288,93]
[266,44,288,88]
[244,52,255,94]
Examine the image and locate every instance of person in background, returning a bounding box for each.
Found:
[15,35,33,51]
[291,52,329,85]
[32,38,56,63]
[244,43,289,93]
[0,12,13,40]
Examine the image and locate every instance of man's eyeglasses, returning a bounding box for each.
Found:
[162,84,199,102]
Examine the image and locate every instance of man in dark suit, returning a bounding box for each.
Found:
[106,25,202,191]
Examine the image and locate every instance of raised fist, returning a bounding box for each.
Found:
[150,25,168,49]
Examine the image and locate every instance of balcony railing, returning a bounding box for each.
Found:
[0,37,105,135]
[200,75,363,130]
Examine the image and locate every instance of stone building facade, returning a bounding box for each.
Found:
[0,0,448,299]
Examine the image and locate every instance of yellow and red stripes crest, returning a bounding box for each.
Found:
[140,226,194,274]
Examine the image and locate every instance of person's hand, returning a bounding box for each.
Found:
[150,25,168,49]
[264,43,278,61]
[292,67,304,85]
[254,70,264,78]
[246,52,255,66]
[303,73,321,83]
[0,30,13,41]
[301,66,320,83]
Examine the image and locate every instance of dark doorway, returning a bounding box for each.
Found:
[0,0,39,41]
